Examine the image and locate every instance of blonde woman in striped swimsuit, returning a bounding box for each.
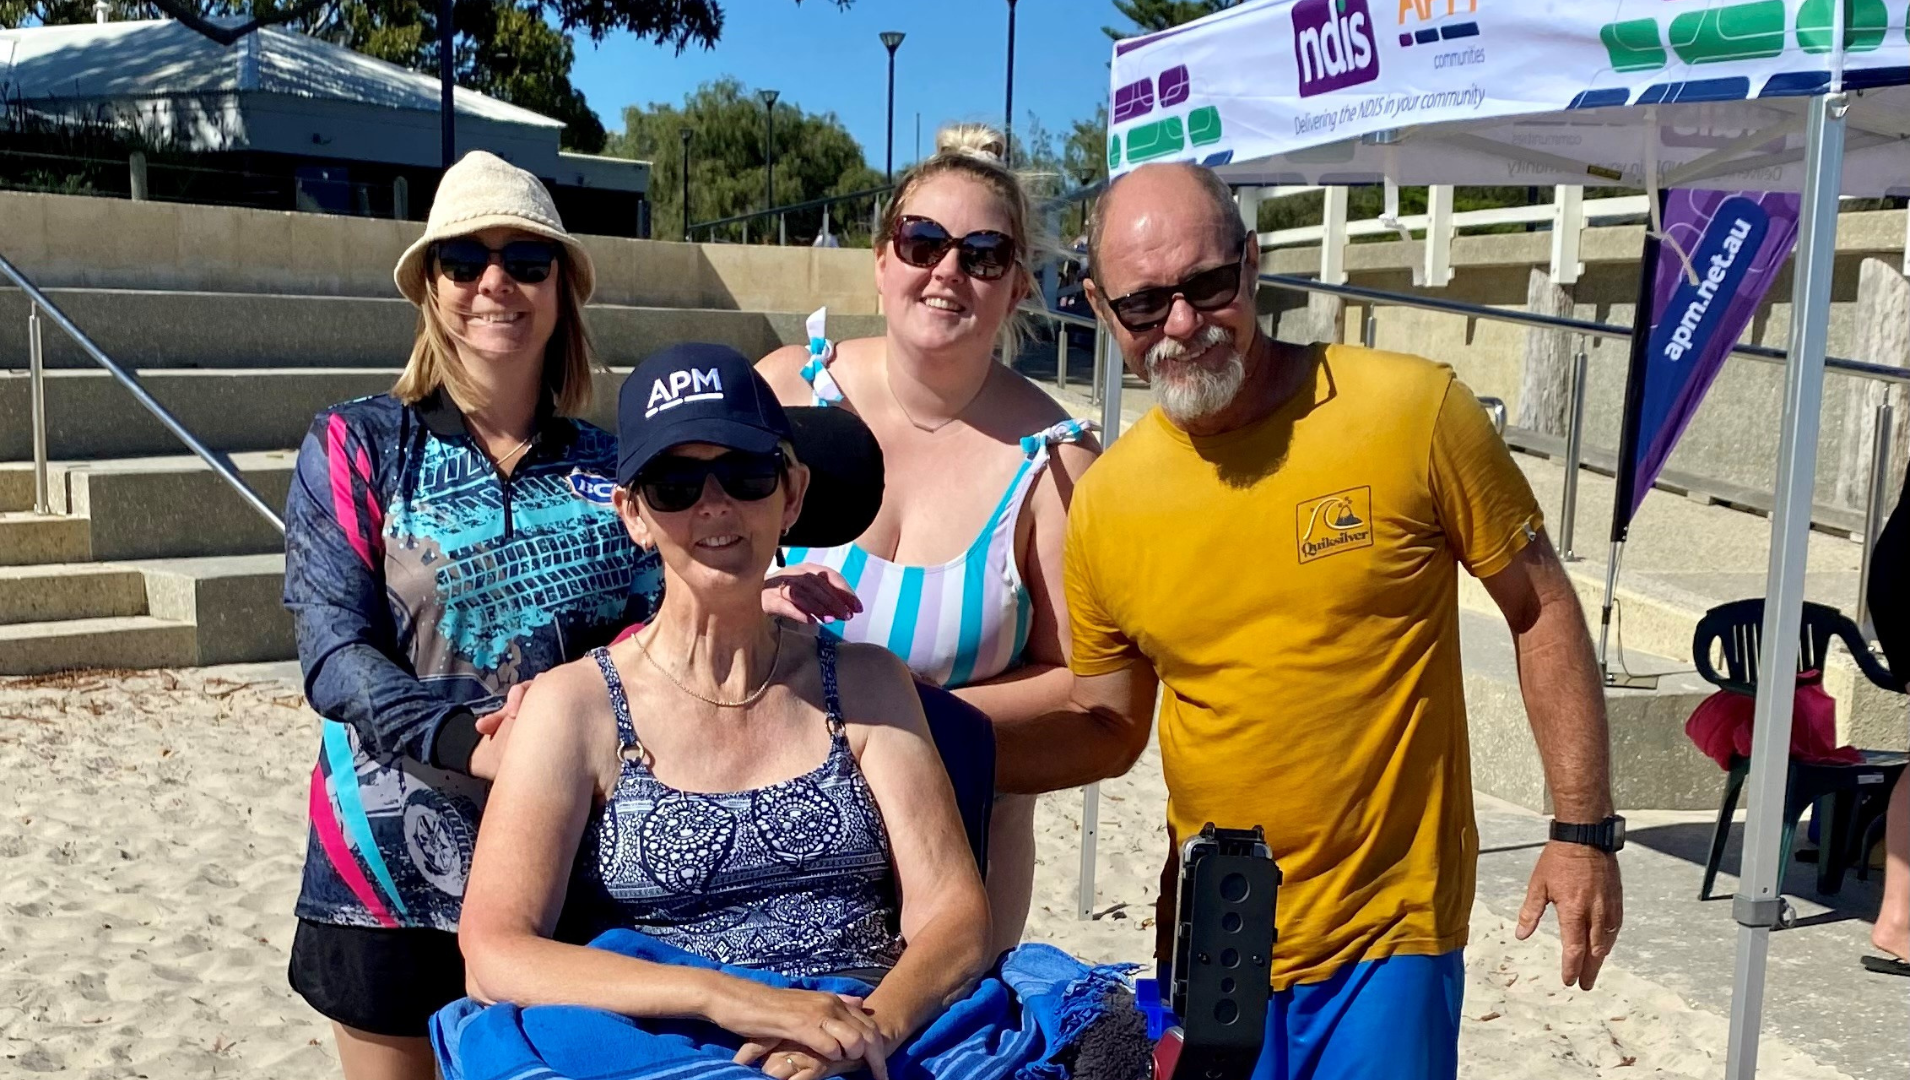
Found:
[759,124,1098,959]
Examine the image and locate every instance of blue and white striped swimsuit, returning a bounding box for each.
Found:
[787,309,1094,689]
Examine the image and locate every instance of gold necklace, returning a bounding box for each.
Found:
[488,432,535,468]
[887,366,987,435]
[632,622,784,709]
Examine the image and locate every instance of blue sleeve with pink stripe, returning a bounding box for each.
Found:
[283,404,471,769]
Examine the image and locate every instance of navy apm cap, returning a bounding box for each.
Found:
[615,342,887,550]
[616,343,791,487]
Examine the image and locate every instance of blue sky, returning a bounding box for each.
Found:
[566,0,1117,169]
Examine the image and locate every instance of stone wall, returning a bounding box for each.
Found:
[0,189,879,315]
[7,189,1907,517]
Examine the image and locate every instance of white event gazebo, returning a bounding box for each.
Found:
[1098,3,1910,1075]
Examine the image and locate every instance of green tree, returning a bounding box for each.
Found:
[1063,103,1109,190]
[609,78,881,244]
[1101,0,1240,40]
[1011,110,1066,201]
[1066,0,1235,189]
[1047,0,1235,230]
[2,0,853,153]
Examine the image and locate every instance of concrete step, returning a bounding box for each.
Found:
[0,467,33,512]
[0,289,886,370]
[1456,556,1904,757]
[0,368,395,461]
[42,450,294,561]
[3,365,661,460]
[0,562,147,624]
[0,614,198,675]
[0,555,291,674]
[1459,609,1720,813]
[0,511,91,565]
[131,553,292,666]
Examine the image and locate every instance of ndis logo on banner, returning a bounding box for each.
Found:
[1293,0,1379,97]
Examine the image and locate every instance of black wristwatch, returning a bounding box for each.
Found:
[1550,815,1626,853]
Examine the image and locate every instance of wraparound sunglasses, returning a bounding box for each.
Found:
[635,451,785,513]
[1103,240,1249,332]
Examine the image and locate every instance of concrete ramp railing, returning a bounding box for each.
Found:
[0,249,285,534]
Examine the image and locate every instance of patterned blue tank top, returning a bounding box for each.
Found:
[558,634,905,978]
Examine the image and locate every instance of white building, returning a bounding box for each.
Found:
[0,18,650,234]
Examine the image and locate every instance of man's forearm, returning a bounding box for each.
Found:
[994,703,1143,794]
[953,662,1072,727]
[1516,592,1614,821]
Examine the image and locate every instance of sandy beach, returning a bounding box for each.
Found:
[0,666,1861,1079]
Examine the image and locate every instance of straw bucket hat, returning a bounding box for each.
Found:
[393,150,596,305]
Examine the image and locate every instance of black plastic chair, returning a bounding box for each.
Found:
[1692,599,1907,900]
[915,682,994,876]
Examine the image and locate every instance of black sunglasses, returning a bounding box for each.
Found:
[635,451,785,514]
[890,215,1018,281]
[433,238,560,285]
[1103,242,1249,332]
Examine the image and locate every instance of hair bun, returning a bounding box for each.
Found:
[935,123,1008,165]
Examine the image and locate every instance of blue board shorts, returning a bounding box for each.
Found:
[1249,950,1464,1080]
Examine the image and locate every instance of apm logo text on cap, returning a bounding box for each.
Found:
[644,367,725,419]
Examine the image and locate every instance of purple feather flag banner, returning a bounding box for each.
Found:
[1625,189,1800,523]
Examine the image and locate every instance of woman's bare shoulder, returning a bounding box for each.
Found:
[831,640,924,728]
[757,345,814,405]
[516,654,616,730]
[995,365,1083,430]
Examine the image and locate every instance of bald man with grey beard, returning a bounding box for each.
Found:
[991,162,1622,1080]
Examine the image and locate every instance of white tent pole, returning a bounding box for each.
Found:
[1424,185,1455,287]
[1077,327,1129,919]
[1724,89,1848,1080]
[1550,185,1584,287]
[1320,186,1349,286]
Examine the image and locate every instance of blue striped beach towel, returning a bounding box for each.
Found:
[431,932,1149,1080]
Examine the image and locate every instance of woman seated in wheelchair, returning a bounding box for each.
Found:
[449,345,1141,1080]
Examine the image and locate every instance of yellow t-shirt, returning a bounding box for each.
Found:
[1065,344,1543,990]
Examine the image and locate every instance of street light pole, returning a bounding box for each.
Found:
[759,88,780,226]
[679,128,692,242]
[880,32,905,183]
[439,0,455,170]
[1004,0,1018,166]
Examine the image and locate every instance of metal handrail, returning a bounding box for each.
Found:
[0,250,286,533]
[1024,303,1097,330]
[689,185,895,239]
[1257,272,1910,387]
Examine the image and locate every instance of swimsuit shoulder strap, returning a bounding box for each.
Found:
[796,306,846,407]
[984,417,1101,535]
[816,631,847,738]
[589,647,646,771]
[1017,417,1098,460]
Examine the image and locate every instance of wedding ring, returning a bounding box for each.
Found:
[785,1054,800,1069]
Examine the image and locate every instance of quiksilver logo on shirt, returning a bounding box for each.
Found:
[1296,486,1374,564]
[645,368,724,419]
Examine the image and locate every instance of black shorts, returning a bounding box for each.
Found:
[288,919,467,1038]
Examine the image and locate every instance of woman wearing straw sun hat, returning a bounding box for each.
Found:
[280,149,662,1080]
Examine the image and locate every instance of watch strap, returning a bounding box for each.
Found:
[1550,817,1620,851]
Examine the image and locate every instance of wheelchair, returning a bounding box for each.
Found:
[920,684,1275,1080]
